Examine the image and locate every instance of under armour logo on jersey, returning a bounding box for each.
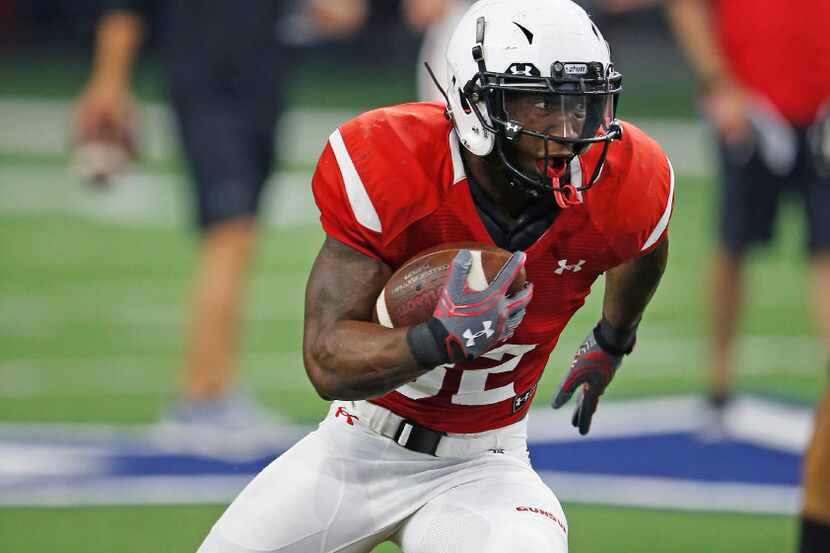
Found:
[554,259,586,275]
[462,321,494,346]
[334,406,359,426]
[513,382,538,413]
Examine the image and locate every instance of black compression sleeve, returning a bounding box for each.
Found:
[406,319,451,369]
[594,316,638,356]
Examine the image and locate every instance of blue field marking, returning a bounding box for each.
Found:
[0,394,814,512]
[110,453,274,477]
[531,433,800,485]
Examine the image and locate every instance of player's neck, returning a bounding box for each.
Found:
[462,150,534,223]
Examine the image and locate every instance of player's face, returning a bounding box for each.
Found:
[502,91,609,178]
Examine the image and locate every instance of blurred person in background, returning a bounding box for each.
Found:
[71,0,368,442]
[403,0,472,102]
[665,0,830,551]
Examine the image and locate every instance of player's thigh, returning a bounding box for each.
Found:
[801,165,830,255]
[168,88,273,228]
[197,425,389,553]
[395,457,568,553]
[717,141,782,253]
[198,526,388,553]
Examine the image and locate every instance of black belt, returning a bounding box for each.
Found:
[392,419,446,456]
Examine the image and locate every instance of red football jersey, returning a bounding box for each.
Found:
[715,0,830,125]
[312,103,674,433]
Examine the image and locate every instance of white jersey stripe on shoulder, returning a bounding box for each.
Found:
[449,130,466,184]
[641,157,675,252]
[329,128,382,233]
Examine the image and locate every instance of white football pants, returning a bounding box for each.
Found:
[197,401,568,553]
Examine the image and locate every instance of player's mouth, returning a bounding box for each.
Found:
[536,156,569,180]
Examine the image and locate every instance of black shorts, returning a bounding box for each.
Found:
[718,126,830,255]
[166,60,284,231]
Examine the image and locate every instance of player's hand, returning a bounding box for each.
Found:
[307,0,368,39]
[434,250,532,361]
[551,322,633,435]
[700,78,751,146]
[401,0,452,31]
[407,250,532,367]
[72,80,136,149]
[71,80,136,186]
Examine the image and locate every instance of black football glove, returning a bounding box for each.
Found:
[551,318,636,435]
[407,249,533,367]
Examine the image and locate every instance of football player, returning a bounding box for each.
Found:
[197,0,672,551]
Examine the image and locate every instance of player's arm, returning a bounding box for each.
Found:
[663,0,729,93]
[663,0,748,142]
[553,236,669,434]
[73,7,144,165]
[303,237,426,400]
[303,237,532,400]
[88,9,145,93]
[602,234,669,332]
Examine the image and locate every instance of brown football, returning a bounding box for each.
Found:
[374,242,527,328]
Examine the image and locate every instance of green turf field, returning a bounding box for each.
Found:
[0,503,799,553]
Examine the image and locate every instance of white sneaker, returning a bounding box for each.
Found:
[150,391,297,460]
[695,393,733,443]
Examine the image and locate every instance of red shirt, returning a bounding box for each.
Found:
[312,103,674,433]
[715,0,830,124]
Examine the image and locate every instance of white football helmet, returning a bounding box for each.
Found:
[445,0,622,205]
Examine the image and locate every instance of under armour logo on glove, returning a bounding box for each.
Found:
[551,319,636,435]
[406,250,534,367]
[462,321,495,346]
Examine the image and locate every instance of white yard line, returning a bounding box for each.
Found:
[0,96,357,166]
[540,471,802,516]
[0,472,801,512]
[0,352,308,397]
[0,474,256,508]
[0,336,820,398]
[529,394,814,453]
[0,164,322,227]
[0,96,711,176]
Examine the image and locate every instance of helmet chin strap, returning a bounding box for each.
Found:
[503,159,582,207]
[496,131,614,207]
[552,178,583,209]
[538,157,584,209]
